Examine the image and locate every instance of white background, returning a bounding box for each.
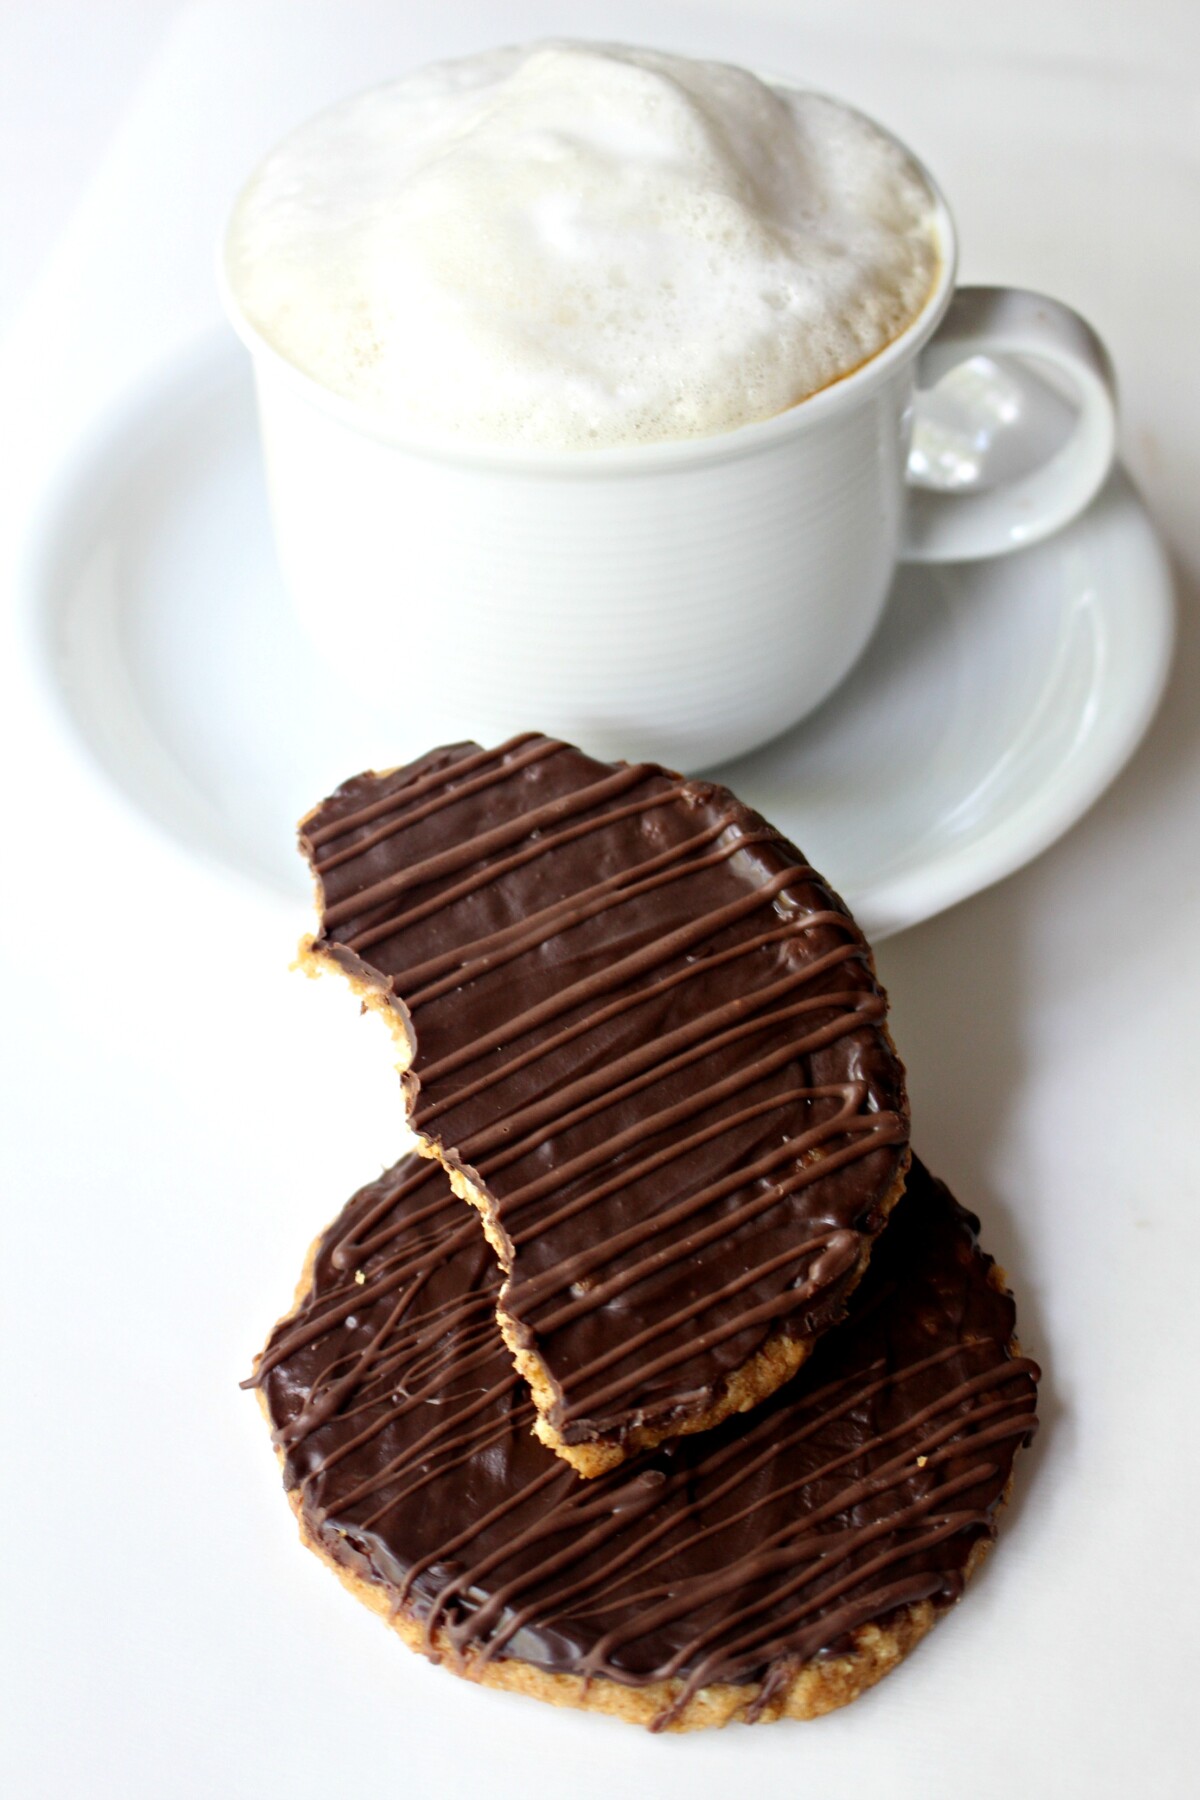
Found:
[1,4,1198,1796]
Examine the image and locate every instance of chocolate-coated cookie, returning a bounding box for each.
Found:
[253,1155,1038,1729]
[299,735,910,1472]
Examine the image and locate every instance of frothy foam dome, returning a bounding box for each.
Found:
[225,43,941,449]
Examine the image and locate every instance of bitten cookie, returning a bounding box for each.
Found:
[251,1155,1038,1730]
[298,733,910,1473]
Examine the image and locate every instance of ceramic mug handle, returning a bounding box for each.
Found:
[900,286,1117,563]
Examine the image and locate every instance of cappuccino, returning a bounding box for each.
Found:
[224,42,940,450]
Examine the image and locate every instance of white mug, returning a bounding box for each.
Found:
[221,154,1116,771]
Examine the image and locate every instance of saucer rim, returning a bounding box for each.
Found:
[16,332,1175,943]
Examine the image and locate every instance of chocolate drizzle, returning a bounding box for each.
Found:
[301,736,910,1458]
[255,1155,1038,1728]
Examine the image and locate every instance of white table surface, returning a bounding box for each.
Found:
[1,4,1198,1796]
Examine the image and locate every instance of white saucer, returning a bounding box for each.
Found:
[23,334,1173,939]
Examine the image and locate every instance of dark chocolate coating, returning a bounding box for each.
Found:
[301,735,909,1449]
[257,1156,1038,1727]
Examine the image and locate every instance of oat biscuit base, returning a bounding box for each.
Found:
[252,1155,1038,1728]
[297,734,911,1474]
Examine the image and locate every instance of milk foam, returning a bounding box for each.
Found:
[225,43,941,449]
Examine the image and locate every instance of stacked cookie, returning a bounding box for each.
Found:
[251,734,1038,1730]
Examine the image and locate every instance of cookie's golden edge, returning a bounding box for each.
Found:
[291,1479,947,1729]
[254,1390,998,1731]
[252,1203,1018,1730]
[293,933,912,1479]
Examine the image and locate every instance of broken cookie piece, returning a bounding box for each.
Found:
[252,1155,1038,1729]
[299,734,910,1474]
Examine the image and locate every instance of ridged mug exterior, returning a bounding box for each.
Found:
[229,185,957,770]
